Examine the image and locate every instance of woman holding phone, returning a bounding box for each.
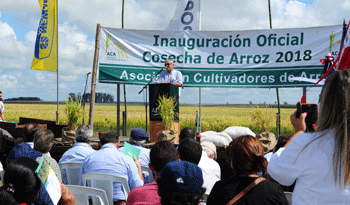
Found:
[268,70,350,204]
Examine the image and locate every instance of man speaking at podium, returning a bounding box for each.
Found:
[156,59,183,96]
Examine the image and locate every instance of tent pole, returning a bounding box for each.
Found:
[56,0,59,124]
[268,0,280,138]
[117,84,120,136]
[199,87,201,132]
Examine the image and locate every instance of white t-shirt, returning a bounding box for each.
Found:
[268,129,350,205]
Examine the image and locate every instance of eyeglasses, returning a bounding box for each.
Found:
[165,63,172,66]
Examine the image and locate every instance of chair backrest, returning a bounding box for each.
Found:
[141,165,154,183]
[199,194,208,205]
[284,192,293,205]
[82,173,130,205]
[66,185,109,205]
[59,162,83,185]
[0,170,4,186]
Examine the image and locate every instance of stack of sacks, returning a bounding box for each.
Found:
[200,131,232,147]
[200,126,255,147]
[222,126,256,138]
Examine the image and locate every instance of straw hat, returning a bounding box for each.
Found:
[255,131,277,154]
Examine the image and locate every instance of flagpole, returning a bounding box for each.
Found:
[56,0,59,124]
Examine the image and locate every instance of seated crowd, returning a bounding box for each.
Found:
[1,70,350,205]
[0,124,296,205]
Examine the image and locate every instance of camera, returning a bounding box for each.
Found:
[296,102,318,132]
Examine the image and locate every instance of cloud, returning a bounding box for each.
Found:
[35,72,56,84]
[0,75,18,91]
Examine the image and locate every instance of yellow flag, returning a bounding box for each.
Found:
[31,0,58,73]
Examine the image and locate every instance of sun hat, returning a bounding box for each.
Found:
[201,141,217,160]
[255,131,277,154]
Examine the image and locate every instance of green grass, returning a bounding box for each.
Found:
[4,104,296,137]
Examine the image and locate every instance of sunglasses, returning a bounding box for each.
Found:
[165,63,172,66]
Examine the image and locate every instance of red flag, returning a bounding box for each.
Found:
[337,32,350,70]
[300,21,350,103]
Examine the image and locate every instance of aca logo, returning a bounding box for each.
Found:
[40,36,49,49]
[329,31,341,57]
[105,33,129,61]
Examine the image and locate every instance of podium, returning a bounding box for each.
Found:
[149,83,180,142]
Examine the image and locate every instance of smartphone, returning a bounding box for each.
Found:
[296,102,318,132]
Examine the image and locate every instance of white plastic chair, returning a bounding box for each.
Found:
[82,173,130,205]
[141,165,154,183]
[59,162,83,185]
[0,170,4,186]
[66,185,109,205]
[284,192,293,205]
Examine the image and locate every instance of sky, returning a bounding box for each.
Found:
[1,0,350,104]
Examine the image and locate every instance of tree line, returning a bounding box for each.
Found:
[4,97,43,101]
[69,92,114,103]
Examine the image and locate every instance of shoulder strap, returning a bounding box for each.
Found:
[226,177,266,205]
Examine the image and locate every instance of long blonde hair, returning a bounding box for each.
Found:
[317,70,350,186]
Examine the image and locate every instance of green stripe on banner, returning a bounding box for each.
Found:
[98,63,324,88]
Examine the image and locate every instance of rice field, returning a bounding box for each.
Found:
[4,103,296,137]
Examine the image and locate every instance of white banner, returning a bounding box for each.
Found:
[166,0,201,31]
[98,25,342,88]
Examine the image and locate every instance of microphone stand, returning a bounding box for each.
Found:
[82,72,91,124]
[138,67,165,132]
[139,67,165,94]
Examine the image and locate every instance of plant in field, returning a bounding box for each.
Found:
[251,105,274,132]
[65,96,82,130]
[156,95,177,130]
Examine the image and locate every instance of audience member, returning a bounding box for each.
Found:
[179,127,195,141]
[199,141,221,195]
[207,135,288,205]
[119,128,150,167]
[0,158,41,205]
[201,141,217,160]
[7,142,42,164]
[0,91,6,122]
[80,131,144,205]
[157,161,205,205]
[178,138,218,200]
[178,138,202,165]
[59,124,96,164]
[0,157,75,205]
[255,131,277,162]
[0,130,20,171]
[126,141,179,205]
[268,70,350,204]
[272,134,291,152]
[24,123,40,149]
[34,129,62,182]
[264,134,295,192]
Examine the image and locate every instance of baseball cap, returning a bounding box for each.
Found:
[130,128,149,141]
[160,161,203,193]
